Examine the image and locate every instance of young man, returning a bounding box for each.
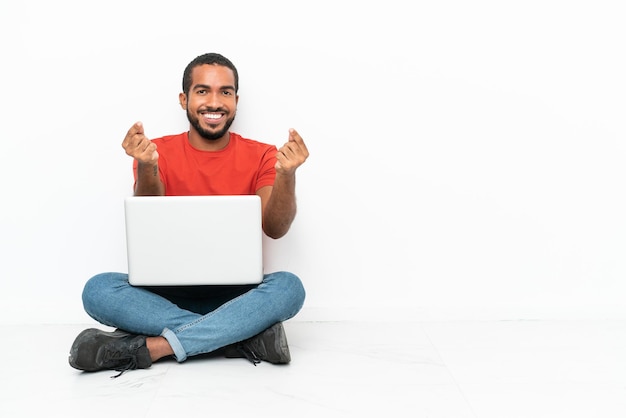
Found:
[69,53,308,376]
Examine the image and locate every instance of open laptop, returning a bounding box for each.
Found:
[124,195,264,286]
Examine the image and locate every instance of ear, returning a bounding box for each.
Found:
[179,92,187,110]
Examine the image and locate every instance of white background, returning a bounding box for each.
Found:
[1,0,625,324]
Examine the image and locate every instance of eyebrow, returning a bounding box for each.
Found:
[192,84,236,91]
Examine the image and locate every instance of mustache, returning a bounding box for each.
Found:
[199,106,227,113]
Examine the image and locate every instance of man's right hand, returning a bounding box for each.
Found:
[122,122,159,164]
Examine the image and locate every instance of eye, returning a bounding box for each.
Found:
[197,89,207,95]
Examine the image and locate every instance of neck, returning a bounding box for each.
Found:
[187,129,230,151]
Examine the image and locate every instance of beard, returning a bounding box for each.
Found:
[187,108,236,141]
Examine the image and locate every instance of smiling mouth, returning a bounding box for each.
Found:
[201,112,224,124]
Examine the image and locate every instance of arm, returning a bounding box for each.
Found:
[121,122,165,196]
[258,128,309,239]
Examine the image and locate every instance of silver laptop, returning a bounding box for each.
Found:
[124,195,264,286]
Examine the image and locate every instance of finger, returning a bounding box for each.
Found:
[282,141,308,164]
[140,138,151,153]
[282,140,307,160]
[288,128,305,145]
[133,121,144,135]
[277,144,297,162]
[122,122,144,148]
[133,140,158,163]
[288,128,300,142]
[275,152,287,171]
[127,122,144,139]
[275,144,304,171]
[142,142,159,162]
[124,134,142,152]
[288,128,309,154]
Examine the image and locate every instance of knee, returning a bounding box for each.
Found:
[82,272,127,313]
[269,271,306,312]
[287,272,306,307]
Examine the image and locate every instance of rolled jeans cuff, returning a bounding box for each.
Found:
[161,328,187,362]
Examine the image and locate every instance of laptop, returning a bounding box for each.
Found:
[124,195,264,286]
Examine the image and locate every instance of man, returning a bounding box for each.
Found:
[69,53,308,376]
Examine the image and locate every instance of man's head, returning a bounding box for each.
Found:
[182,53,239,95]
[180,53,239,142]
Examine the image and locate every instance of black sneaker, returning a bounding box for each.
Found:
[69,328,152,377]
[224,322,291,365]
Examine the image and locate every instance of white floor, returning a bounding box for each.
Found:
[2,320,625,417]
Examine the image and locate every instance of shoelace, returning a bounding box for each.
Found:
[109,358,138,378]
[101,348,140,378]
[235,344,261,366]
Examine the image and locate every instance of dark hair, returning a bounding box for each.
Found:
[182,53,239,95]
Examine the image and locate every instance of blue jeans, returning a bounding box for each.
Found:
[81,271,305,362]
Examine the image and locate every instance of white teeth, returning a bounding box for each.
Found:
[204,113,221,119]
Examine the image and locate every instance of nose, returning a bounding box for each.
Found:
[206,92,223,109]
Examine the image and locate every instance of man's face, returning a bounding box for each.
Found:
[180,64,239,141]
